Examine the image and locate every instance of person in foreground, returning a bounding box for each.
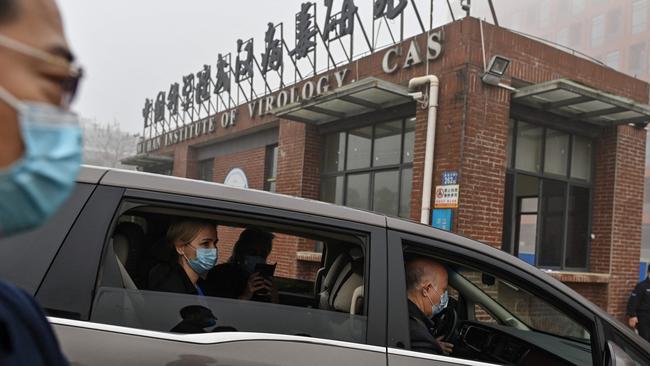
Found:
[0,0,84,363]
[405,257,454,355]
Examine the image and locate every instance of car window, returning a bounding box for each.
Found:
[399,242,593,366]
[0,183,94,294]
[460,268,591,341]
[90,201,368,344]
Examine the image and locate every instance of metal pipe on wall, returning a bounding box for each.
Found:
[408,75,440,225]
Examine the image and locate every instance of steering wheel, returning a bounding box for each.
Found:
[431,305,458,343]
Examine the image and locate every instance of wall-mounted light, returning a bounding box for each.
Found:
[481,55,510,86]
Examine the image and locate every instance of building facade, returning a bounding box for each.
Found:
[492,0,650,279]
[125,18,650,321]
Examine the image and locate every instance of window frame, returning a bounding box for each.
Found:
[385,228,602,365]
[320,117,415,218]
[89,187,388,347]
[197,158,214,182]
[264,144,278,192]
[505,120,594,271]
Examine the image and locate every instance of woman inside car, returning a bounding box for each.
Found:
[148,219,219,296]
[205,227,278,302]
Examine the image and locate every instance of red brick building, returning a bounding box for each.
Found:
[125,18,650,321]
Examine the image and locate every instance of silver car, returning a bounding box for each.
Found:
[0,166,647,365]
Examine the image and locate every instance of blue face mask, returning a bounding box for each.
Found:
[0,86,82,237]
[425,286,449,317]
[242,255,266,273]
[184,246,218,276]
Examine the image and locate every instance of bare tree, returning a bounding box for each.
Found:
[81,119,138,169]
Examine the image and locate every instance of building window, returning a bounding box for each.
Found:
[602,50,620,70]
[591,15,605,48]
[504,120,593,270]
[198,159,214,182]
[321,117,415,218]
[633,0,648,34]
[264,145,278,192]
[629,42,647,77]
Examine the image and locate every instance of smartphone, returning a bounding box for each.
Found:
[254,263,276,278]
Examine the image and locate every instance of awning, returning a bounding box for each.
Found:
[121,153,173,168]
[273,77,413,125]
[512,79,650,126]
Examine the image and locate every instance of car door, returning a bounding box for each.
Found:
[384,219,618,366]
[43,186,388,365]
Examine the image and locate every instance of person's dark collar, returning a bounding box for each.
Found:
[407,299,435,326]
[172,261,199,294]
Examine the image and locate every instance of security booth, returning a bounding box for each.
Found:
[123,17,650,320]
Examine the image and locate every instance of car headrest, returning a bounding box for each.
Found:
[330,259,363,312]
[113,233,129,265]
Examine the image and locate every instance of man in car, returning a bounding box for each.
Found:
[627,267,650,341]
[405,257,454,355]
[0,0,82,364]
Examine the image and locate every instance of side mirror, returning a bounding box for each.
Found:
[481,274,495,286]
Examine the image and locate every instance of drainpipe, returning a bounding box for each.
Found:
[408,75,440,225]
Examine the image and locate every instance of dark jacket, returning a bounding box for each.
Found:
[0,279,68,365]
[627,277,650,317]
[408,300,443,354]
[204,263,249,299]
[148,261,201,295]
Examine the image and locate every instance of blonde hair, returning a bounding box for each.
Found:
[166,219,216,247]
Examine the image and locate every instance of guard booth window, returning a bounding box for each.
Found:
[503,120,593,270]
[320,117,415,218]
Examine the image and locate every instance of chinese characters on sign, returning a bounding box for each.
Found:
[261,23,283,75]
[324,0,357,41]
[374,0,408,20]
[434,185,459,209]
[215,54,232,95]
[139,0,442,152]
[290,2,318,61]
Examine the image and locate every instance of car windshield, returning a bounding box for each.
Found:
[458,269,591,342]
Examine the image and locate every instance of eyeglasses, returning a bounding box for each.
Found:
[0,33,83,106]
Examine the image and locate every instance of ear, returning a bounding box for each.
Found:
[175,242,185,256]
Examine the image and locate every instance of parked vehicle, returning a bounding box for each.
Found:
[1,166,647,365]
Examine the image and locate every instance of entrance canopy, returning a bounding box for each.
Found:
[513,79,650,126]
[273,77,413,125]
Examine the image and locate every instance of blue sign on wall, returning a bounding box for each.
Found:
[442,171,458,185]
[432,209,453,231]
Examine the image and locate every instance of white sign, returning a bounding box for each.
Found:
[434,185,459,209]
[224,168,249,189]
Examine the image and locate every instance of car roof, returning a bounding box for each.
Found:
[78,166,647,350]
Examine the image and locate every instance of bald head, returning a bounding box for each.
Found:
[406,257,449,317]
[406,257,448,293]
